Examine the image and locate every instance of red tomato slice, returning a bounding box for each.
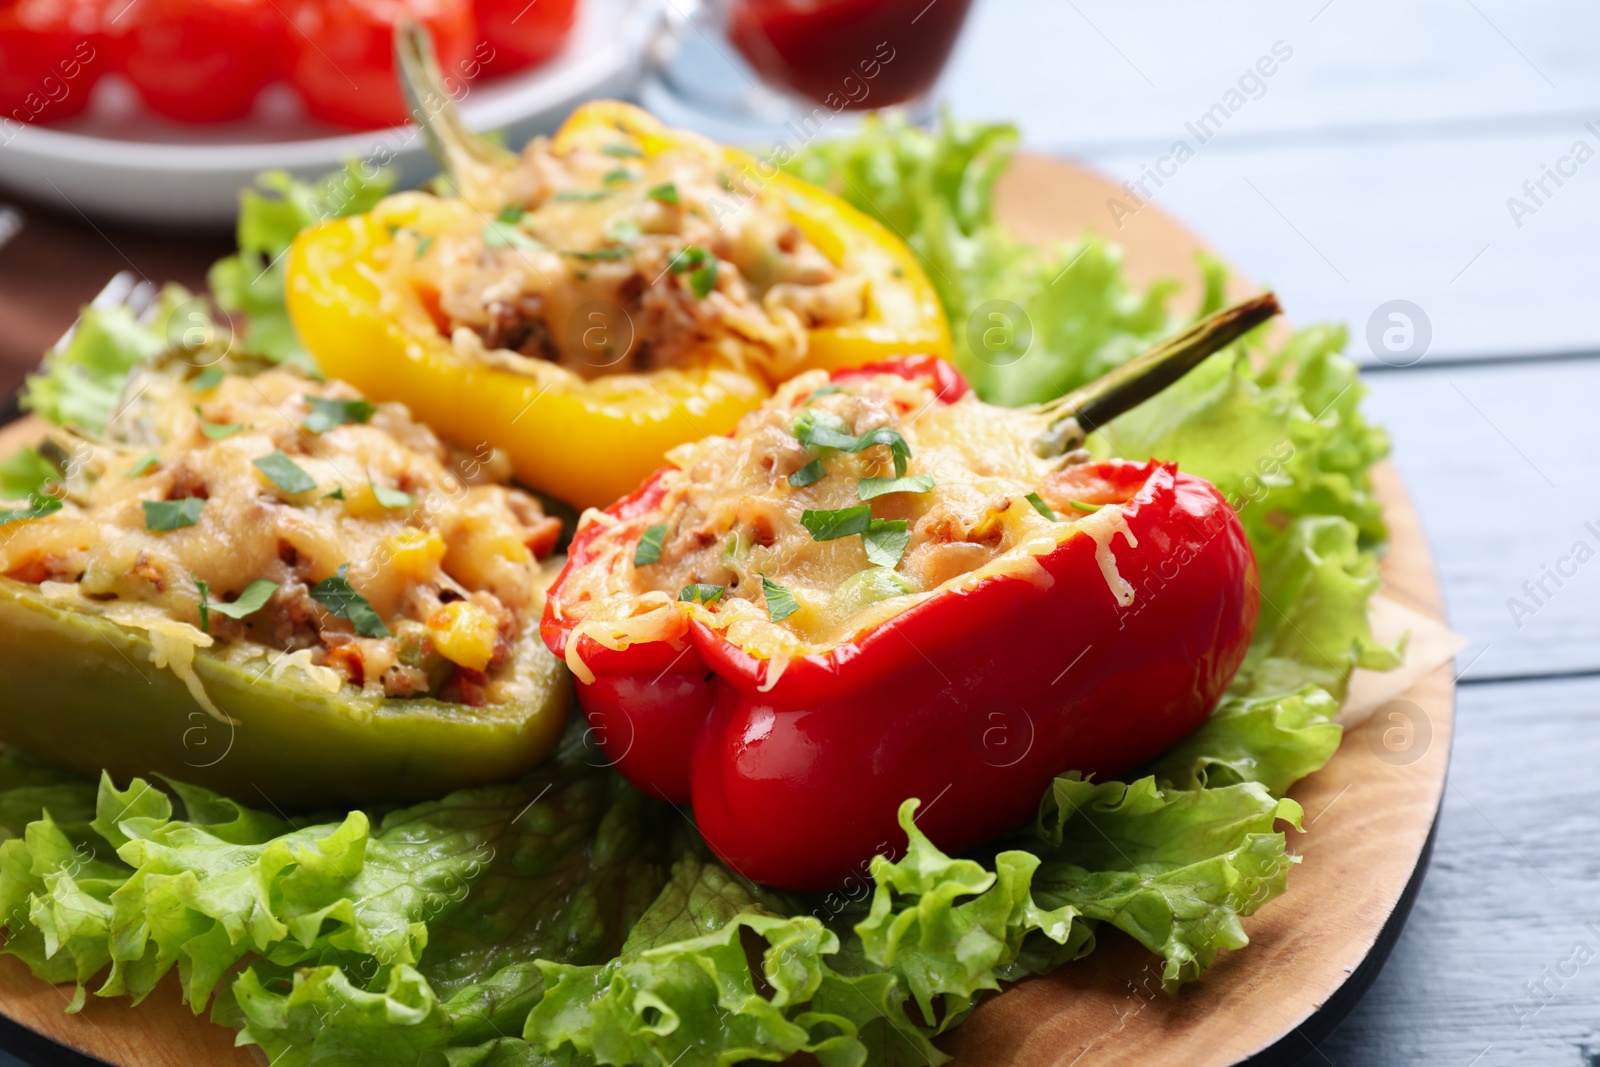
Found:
[288,0,473,129]
[119,0,286,123]
[0,0,109,125]
[472,0,574,78]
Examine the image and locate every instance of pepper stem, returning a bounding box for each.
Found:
[1032,291,1282,456]
[394,19,519,210]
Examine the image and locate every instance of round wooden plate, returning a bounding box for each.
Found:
[0,156,1454,1067]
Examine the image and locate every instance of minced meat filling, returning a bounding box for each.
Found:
[396,126,868,380]
[549,370,1133,660]
[0,368,559,704]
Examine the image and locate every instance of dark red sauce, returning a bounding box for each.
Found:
[727,0,975,110]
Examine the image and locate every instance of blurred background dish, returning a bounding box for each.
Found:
[0,0,657,225]
[640,0,976,143]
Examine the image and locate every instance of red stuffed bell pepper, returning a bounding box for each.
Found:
[543,301,1273,891]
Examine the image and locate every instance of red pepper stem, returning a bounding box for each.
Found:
[394,20,519,206]
[1032,291,1282,457]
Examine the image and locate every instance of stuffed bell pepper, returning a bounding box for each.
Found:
[543,299,1277,890]
[0,362,568,805]
[288,68,949,509]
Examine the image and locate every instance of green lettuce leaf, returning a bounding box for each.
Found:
[784,114,1178,407]
[523,800,1087,1067]
[221,730,684,1067]
[1027,775,1303,991]
[21,285,191,433]
[208,163,392,373]
[1147,687,1344,795]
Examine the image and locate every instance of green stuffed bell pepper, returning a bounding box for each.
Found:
[0,362,569,806]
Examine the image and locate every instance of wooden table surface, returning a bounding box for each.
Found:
[1,2,1596,1065]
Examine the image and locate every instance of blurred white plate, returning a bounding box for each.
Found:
[0,0,660,228]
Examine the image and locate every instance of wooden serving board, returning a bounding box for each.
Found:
[0,156,1454,1067]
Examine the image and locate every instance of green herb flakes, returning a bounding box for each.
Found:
[678,584,725,605]
[801,505,871,541]
[859,474,934,500]
[372,483,415,510]
[252,451,316,495]
[761,576,799,622]
[788,459,826,488]
[635,523,667,566]
[862,519,911,568]
[143,498,204,532]
[302,397,375,433]
[0,494,63,527]
[311,563,389,638]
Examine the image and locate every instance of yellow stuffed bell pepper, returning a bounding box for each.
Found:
[287,100,950,510]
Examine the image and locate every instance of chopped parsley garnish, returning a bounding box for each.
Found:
[124,452,160,478]
[497,205,526,223]
[788,459,826,488]
[563,248,629,261]
[553,190,613,202]
[482,220,545,254]
[605,219,642,243]
[678,584,725,605]
[371,482,415,510]
[602,168,634,184]
[1069,500,1104,514]
[807,385,848,402]
[1,446,58,496]
[191,366,224,391]
[324,487,346,500]
[858,474,934,500]
[0,494,63,527]
[198,578,278,632]
[667,246,709,274]
[792,410,911,478]
[212,579,278,620]
[761,576,799,622]
[195,408,246,440]
[302,397,375,433]
[311,563,389,638]
[634,523,667,566]
[143,498,204,531]
[862,519,910,568]
[1025,492,1057,519]
[647,183,680,204]
[415,234,435,258]
[689,261,718,299]
[801,505,871,541]
[253,451,316,495]
[602,143,644,158]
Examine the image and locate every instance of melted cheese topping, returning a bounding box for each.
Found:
[389,125,868,382]
[550,370,1144,666]
[0,368,560,704]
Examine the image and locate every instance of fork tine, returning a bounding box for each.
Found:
[54,271,146,351]
[128,279,159,324]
